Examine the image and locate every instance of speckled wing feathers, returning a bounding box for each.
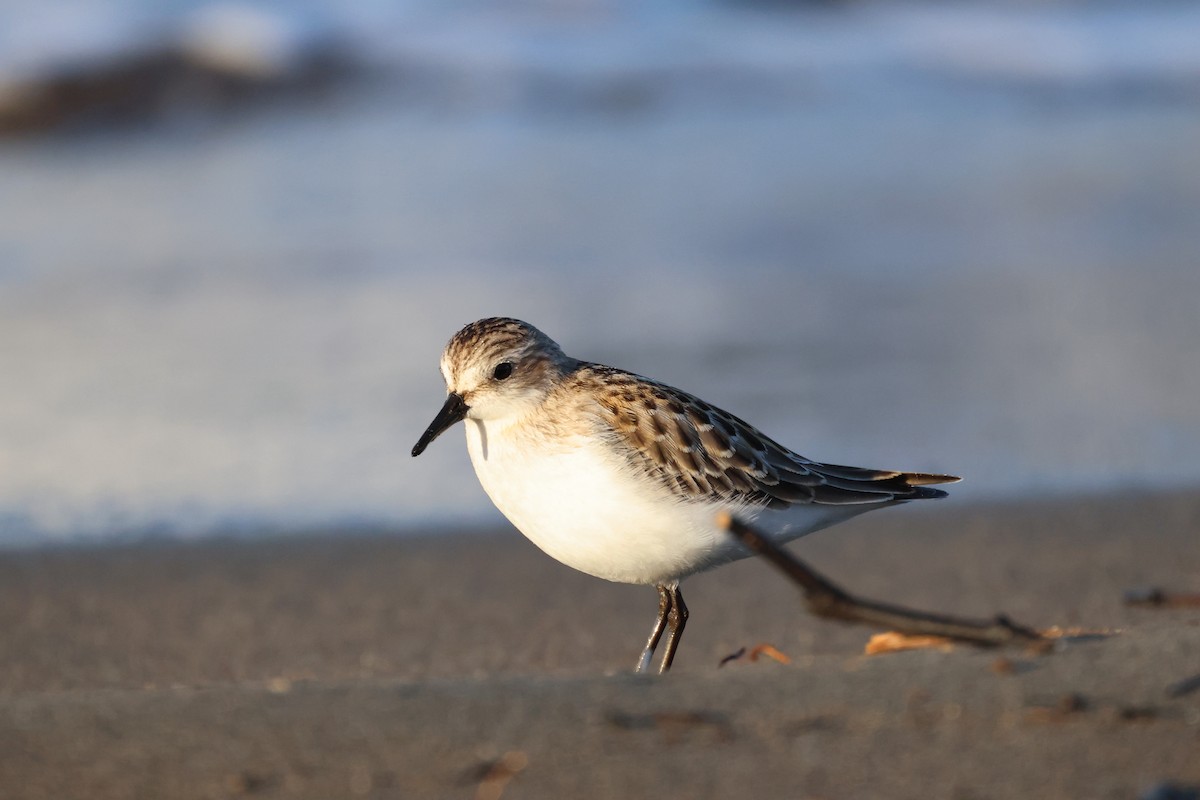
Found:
[579,364,958,509]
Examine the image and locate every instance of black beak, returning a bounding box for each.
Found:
[411,392,469,457]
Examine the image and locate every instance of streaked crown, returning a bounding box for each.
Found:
[439,318,575,421]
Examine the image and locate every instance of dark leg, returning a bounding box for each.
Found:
[657,585,689,674]
[635,584,673,673]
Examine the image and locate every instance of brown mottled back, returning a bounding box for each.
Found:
[576,363,957,509]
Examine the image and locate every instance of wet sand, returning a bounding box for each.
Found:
[2,489,1199,798]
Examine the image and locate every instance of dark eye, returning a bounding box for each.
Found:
[492,362,514,381]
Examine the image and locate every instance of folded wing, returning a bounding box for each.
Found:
[584,364,959,509]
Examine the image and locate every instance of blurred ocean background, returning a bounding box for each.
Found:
[1,0,1198,545]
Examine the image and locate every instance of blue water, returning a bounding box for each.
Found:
[1,1,1199,544]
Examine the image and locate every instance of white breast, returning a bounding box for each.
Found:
[464,417,735,585]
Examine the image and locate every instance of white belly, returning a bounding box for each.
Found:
[463,418,862,585]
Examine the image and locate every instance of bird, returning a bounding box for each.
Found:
[411,317,959,673]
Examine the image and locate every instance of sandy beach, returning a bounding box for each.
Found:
[3,488,1199,799]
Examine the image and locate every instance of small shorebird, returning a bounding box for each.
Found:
[412,318,958,673]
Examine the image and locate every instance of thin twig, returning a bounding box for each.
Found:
[717,511,1043,647]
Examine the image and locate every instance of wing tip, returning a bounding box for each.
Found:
[903,472,962,487]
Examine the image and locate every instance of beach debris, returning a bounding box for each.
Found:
[860,626,1118,657]
[1019,625,1118,655]
[750,643,792,664]
[1124,587,1200,609]
[1055,692,1089,713]
[718,647,747,667]
[991,656,1016,675]
[718,512,1043,648]
[469,750,528,800]
[1140,782,1200,800]
[225,770,278,794]
[1023,694,1172,727]
[1037,625,1117,640]
[864,632,955,655]
[718,643,792,667]
[605,709,734,743]
[1023,692,1089,724]
[1166,672,1200,699]
[1113,705,1161,723]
